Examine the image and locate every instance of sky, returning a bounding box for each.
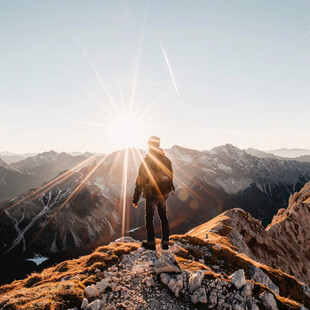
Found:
[0,0,309,154]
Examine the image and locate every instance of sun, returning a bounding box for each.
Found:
[108,112,147,150]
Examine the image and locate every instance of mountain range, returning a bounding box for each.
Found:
[1,144,310,285]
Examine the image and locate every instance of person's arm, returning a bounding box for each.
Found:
[132,163,145,205]
[168,158,175,193]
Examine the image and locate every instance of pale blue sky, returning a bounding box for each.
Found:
[0,0,309,153]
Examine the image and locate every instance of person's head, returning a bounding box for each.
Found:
[148,136,160,151]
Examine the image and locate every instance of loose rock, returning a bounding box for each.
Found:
[191,287,208,304]
[188,270,205,293]
[84,285,98,299]
[229,269,246,290]
[259,292,278,310]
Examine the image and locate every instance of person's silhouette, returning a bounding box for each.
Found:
[133,136,174,250]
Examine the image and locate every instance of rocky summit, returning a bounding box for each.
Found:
[1,183,310,309]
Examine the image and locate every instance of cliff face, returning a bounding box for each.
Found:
[188,182,310,285]
[1,183,310,310]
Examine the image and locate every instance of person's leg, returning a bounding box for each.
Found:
[157,198,170,248]
[145,198,157,244]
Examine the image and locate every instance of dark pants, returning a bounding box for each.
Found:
[145,197,169,243]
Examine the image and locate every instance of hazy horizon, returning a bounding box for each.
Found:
[1,1,309,154]
[1,143,310,157]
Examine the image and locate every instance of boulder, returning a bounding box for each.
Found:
[95,278,109,294]
[189,270,205,293]
[81,298,88,310]
[259,292,278,310]
[84,285,98,299]
[154,252,181,274]
[229,269,246,290]
[191,287,208,304]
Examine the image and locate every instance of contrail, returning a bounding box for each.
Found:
[160,42,180,96]
[287,29,310,53]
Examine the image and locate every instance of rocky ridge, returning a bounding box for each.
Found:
[64,233,309,310]
[188,182,310,285]
[76,238,276,310]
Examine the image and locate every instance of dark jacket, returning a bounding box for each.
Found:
[133,148,173,204]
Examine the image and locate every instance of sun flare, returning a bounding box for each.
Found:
[108,113,146,149]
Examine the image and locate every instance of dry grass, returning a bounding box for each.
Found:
[0,242,139,310]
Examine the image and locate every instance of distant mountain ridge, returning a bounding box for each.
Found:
[244,148,279,159]
[244,147,310,162]
[0,151,37,165]
[0,151,91,202]
[268,148,310,158]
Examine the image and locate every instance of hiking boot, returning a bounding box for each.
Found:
[161,240,170,250]
[141,240,156,251]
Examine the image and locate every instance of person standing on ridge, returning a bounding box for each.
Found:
[132,136,175,251]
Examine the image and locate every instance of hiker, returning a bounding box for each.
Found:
[132,136,175,250]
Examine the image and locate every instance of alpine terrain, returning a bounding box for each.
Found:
[1,144,310,284]
[1,182,310,309]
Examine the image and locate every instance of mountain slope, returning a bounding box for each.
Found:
[0,170,120,258]
[0,159,39,203]
[1,183,310,309]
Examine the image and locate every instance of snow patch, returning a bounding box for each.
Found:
[26,254,49,266]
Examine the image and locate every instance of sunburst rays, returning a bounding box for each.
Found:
[120,148,129,236]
